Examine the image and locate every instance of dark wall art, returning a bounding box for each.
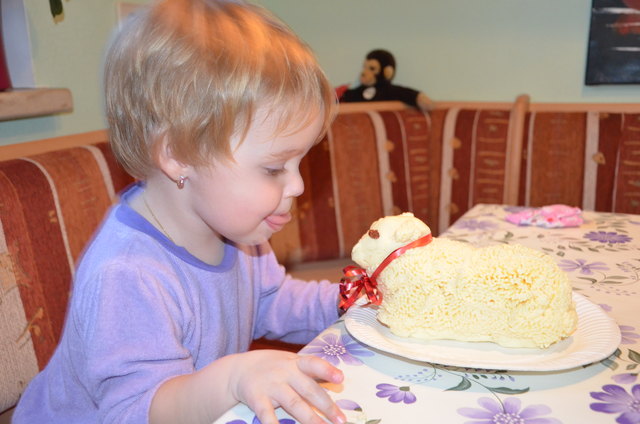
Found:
[585,0,640,84]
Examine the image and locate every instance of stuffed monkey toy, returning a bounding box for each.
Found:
[340,49,434,111]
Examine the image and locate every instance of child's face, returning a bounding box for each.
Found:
[187,107,324,246]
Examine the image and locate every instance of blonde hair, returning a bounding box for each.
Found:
[104,0,336,179]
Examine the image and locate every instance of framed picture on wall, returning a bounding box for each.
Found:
[585,0,640,84]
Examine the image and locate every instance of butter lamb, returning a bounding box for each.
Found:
[348,213,577,349]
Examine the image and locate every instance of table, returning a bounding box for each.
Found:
[217,204,640,424]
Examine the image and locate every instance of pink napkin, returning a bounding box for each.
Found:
[506,204,583,228]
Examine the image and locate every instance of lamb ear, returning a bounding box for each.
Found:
[393,221,421,244]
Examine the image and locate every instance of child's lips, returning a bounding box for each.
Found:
[265,212,291,231]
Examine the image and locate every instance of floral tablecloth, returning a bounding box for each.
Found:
[217,204,640,424]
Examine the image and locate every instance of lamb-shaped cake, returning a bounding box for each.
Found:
[349,213,578,348]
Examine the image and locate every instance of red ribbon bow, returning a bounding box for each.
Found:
[339,233,433,311]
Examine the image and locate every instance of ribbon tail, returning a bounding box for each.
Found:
[339,266,382,310]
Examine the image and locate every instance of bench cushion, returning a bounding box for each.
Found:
[0,144,133,412]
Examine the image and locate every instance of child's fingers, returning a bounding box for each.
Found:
[248,395,280,424]
[297,355,344,384]
[274,384,335,424]
[230,351,345,424]
[250,378,339,424]
[292,356,346,424]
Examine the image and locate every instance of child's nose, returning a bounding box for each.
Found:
[285,170,304,198]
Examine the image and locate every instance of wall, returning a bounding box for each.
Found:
[259,0,640,103]
[0,0,147,146]
[1,0,639,146]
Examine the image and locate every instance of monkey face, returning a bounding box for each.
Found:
[359,59,381,87]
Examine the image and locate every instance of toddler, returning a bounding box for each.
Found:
[13,1,346,423]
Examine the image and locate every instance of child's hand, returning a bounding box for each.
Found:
[229,349,346,424]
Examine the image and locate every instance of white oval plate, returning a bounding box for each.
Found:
[344,292,621,371]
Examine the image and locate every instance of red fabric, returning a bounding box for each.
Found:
[596,113,623,212]
[613,113,640,213]
[379,110,409,214]
[450,110,475,222]
[527,113,586,207]
[0,17,12,91]
[0,162,65,368]
[334,84,349,101]
[0,144,133,369]
[396,109,436,225]
[297,136,340,261]
[331,113,384,254]
[472,110,510,205]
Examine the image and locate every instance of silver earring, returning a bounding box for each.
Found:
[177,175,187,189]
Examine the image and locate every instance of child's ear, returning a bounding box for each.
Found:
[155,132,189,183]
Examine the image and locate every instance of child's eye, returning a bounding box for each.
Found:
[265,167,285,177]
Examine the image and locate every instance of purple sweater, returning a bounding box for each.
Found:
[13,184,339,423]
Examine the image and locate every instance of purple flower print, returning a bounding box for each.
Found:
[455,219,498,232]
[600,303,613,312]
[335,399,362,411]
[558,258,609,275]
[590,384,640,424]
[300,333,374,366]
[375,383,416,404]
[584,231,632,244]
[226,418,294,424]
[336,399,381,423]
[621,325,640,345]
[458,397,561,424]
[613,373,639,385]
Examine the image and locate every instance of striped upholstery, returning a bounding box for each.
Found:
[436,107,520,231]
[270,108,447,266]
[270,105,527,266]
[272,104,640,268]
[0,143,133,413]
[594,112,640,212]
[519,112,640,214]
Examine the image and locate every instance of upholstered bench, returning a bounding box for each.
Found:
[0,135,134,421]
[6,98,636,421]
